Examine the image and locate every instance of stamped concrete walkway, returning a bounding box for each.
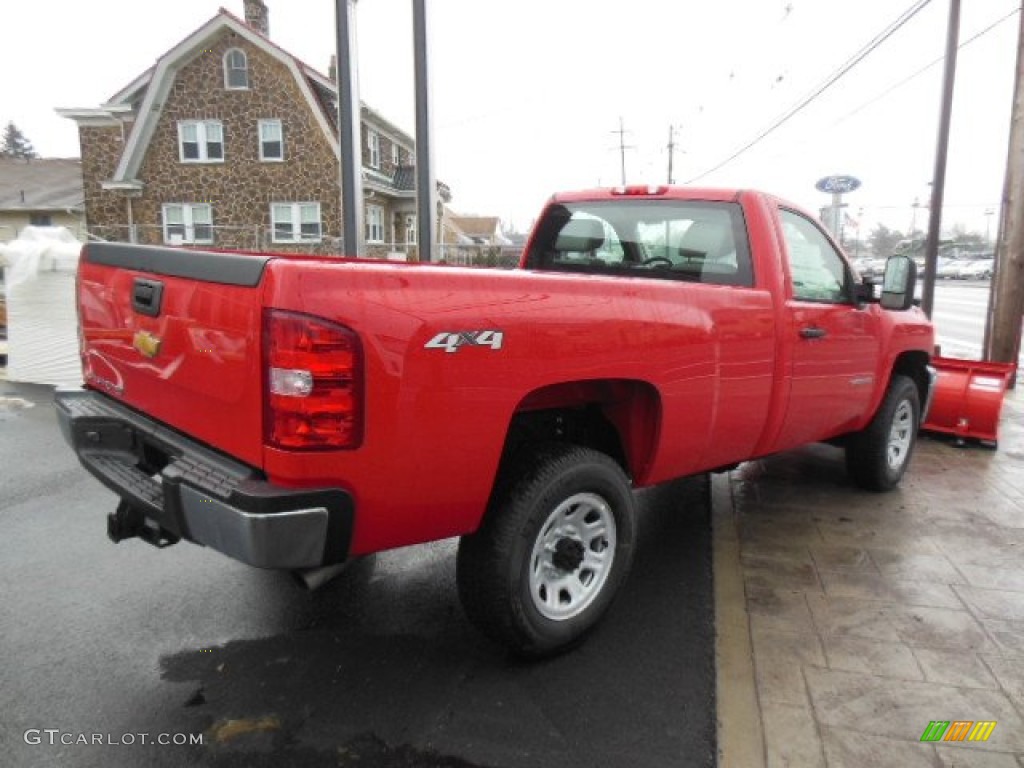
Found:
[716,386,1024,768]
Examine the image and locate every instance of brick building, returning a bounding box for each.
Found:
[58,0,450,258]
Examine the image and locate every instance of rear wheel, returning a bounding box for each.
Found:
[457,444,637,657]
[845,374,921,492]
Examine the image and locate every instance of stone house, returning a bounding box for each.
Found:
[58,0,448,257]
[0,157,85,242]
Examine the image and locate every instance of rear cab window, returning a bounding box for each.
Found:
[525,200,754,287]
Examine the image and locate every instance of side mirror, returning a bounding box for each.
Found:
[880,255,917,311]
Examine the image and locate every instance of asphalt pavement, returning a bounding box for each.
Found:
[0,381,716,768]
[929,278,1021,365]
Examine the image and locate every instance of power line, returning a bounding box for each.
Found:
[827,6,1020,129]
[686,0,935,184]
[754,6,1020,165]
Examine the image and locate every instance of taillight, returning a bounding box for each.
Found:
[264,310,362,450]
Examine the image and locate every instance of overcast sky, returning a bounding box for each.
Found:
[3,0,1019,237]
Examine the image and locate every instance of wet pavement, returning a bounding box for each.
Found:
[0,381,716,768]
[715,386,1024,767]
[9,367,1020,768]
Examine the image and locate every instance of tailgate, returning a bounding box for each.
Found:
[78,243,269,469]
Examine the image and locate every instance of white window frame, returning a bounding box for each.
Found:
[223,48,249,89]
[162,203,213,245]
[271,202,322,244]
[178,120,224,163]
[366,204,384,243]
[367,130,380,168]
[258,119,284,161]
[405,214,417,245]
[392,143,401,166]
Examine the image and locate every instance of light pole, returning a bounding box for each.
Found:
[985,208,995,245]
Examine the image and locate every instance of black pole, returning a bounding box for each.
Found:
[412,0,438,262]
[921,0,961,319]
[335,0,365,256]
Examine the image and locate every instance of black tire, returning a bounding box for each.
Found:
[456,443,637,658]
[845,374,921,492]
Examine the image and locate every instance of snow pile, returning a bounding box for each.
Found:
[0,227,84,386]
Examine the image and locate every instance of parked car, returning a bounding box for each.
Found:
[956,259,994,280]
[936,257,962,279]
[852,256,885,278]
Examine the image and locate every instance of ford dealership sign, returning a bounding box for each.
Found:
[815,175,861,194]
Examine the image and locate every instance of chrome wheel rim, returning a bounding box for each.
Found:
[887,400,915,470]
[528,492,616,621]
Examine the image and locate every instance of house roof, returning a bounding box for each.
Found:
[448,216,502,238]
[59,7,414,184]
[0,158,84,212]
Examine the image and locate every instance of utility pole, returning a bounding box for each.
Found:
[985,4,1024,381]
[921,0,960,319]
[667,125,678,185]
[611,117,633,185]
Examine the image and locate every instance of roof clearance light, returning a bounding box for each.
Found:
[611,185,667,196]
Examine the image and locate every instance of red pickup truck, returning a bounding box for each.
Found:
[57,186,935,656]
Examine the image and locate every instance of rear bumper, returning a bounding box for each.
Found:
[55,388,353,569]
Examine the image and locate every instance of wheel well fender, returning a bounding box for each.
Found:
[499,379,662,483]
[891,351,931,412]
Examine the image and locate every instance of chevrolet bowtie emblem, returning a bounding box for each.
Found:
[133,330,162,358]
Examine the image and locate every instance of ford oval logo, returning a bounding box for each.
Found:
[815,175,861,194]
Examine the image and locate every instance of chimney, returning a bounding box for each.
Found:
[243,0,270,37]
[328,54,338,83]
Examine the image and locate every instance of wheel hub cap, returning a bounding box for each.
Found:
[528,492,616,621]
[887,400,915,469]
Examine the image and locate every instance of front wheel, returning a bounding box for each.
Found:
[456,444,637,657]
[845,374,921,492]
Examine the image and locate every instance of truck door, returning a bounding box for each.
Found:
[775,208,881,450]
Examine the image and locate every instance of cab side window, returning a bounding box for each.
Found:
[779,209,851,303]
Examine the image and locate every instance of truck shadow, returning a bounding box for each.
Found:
[158,476,715,768]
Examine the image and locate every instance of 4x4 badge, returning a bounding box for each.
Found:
[425,330,504,354]
[133,330,162,358]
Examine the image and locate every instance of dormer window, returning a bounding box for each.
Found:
[224,48,249,89]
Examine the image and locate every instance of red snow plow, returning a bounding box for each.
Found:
[922,356,1017,446]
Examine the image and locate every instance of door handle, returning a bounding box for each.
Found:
[800,326,827,339]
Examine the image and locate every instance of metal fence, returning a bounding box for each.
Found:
[87,224,523,268]
[438,244,521,269]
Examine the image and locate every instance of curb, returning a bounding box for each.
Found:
[712,472,765,768]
